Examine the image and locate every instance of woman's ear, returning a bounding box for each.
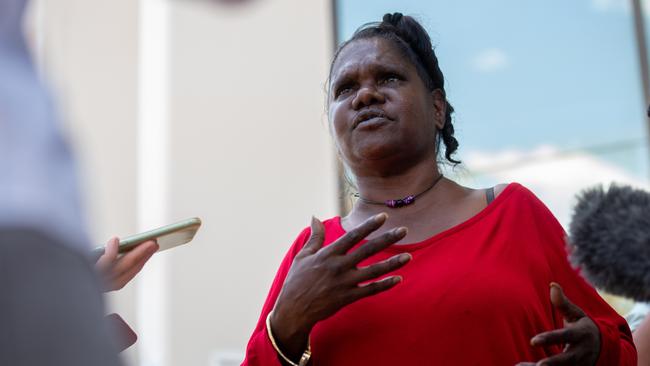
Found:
[431,89,446,130]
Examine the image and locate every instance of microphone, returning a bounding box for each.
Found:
[568,184,650,302]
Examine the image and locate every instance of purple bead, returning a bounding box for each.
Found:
[384,195,416,208]
[383,195,418,208]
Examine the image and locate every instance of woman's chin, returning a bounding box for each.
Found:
[350,143,405,163]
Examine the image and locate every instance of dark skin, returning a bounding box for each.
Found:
[516,283,601,366]
[271,214,411,361]
[272,37,600,365]
[328,38,492,243]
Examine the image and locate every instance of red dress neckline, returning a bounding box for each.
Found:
[332,182,522,253]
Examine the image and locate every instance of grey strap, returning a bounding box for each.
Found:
[485,187,495,205]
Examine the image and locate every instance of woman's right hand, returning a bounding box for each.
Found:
[270,213,411,360]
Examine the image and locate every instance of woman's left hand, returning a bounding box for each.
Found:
[516,282,600,366]
[95,237,159,292]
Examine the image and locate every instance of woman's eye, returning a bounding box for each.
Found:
[336,85,354,97]
[380,75,401,85]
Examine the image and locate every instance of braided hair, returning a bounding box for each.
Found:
[329,13,460,165]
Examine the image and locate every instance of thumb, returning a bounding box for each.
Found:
[95,237,119,270]
[550,282,585,322]
[301,216,325,255]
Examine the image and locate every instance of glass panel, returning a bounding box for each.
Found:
[335,0,649,228]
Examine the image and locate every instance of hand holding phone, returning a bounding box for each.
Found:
[96,238,158,291]
[94,217,201,291]
[92,217,202,259]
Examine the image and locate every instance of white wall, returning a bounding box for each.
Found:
[166,1,336,365]
[34,0,336,364]
[30,0,141,363]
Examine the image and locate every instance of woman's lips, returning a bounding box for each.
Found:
[353,109,391,130]
[355,116,390,130]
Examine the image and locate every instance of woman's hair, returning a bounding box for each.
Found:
[329,12,460,165]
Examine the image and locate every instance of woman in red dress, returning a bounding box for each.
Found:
[243,13,636,366]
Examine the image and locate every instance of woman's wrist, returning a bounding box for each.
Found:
[269,307,312,361]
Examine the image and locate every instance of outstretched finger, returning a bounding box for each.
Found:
[530,328,579,347]
[300,216,326,255]
[353,253,411,283]
[550,282,585,322]
[321,213,387,257]
[345,227,407,266]
[351,275,402,301]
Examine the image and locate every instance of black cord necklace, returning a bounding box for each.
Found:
[354,174,444,208]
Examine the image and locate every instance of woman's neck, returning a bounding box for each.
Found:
[352,158,442,209]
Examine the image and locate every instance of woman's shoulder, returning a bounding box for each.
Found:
[485,182,557,220]
[491,182,536,201]
[493,183,509,198]
[495,183,563,227]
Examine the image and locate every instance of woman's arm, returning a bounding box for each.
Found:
[547,231,636,365]
[517,188,637,365]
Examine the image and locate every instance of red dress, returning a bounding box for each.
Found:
[243,183,636,365]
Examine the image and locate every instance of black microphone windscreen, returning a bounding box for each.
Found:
[569,184,650,302]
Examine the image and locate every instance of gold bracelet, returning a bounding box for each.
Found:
[265,311,311,366]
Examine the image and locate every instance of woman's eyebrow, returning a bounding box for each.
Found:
[373,63,403,75]
[333,62,402,82]
[331,71,356,88]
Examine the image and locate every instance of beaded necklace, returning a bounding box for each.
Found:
[354,174,444,208]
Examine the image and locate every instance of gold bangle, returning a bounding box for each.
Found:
[266,311,312,366]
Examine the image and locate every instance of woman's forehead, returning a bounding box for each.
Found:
[331,38,413,80]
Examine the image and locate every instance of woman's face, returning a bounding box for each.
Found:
[328,37,445,174]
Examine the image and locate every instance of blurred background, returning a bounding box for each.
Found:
[22,0,650,365]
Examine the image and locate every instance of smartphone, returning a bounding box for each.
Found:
[92,217,202,259]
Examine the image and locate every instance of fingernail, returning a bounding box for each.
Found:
[374,212,387,223]
[394,227,407,236]
[398,253,412,264]
[530,336,541,345]
[392,276,402,284]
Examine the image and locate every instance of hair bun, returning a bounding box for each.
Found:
[382,12,403,26]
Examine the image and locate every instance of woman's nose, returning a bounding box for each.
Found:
[352,85,385,110]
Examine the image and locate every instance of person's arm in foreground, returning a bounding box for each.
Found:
[0,229,122,366]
